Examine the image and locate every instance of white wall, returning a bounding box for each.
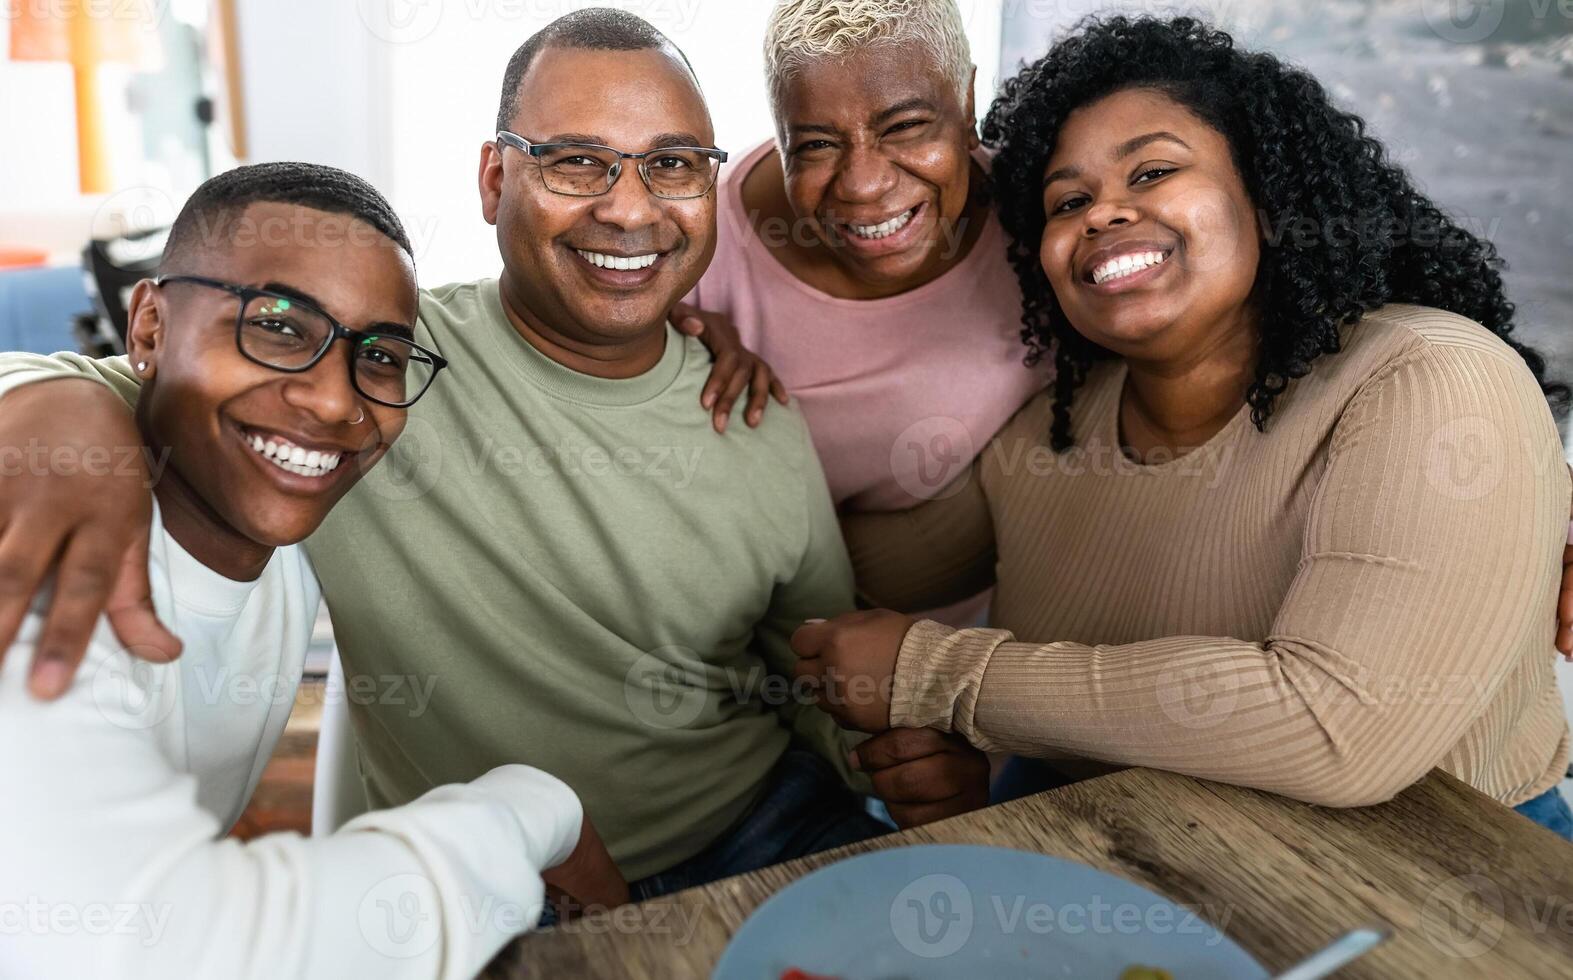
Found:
[232,0,387,190]
[227,0,1002,286]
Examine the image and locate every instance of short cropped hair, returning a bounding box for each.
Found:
[764,0,973,108]
[495,7,695,133]
[160,161,412,271]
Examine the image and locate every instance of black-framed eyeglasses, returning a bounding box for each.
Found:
[153,275,448,408]
[495,130,728,200]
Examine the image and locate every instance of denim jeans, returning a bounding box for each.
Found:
[540,748,892,926]
[629,748,894,901]
[1514,786,1573,840]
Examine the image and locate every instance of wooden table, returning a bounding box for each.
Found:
[486,768,1573,978]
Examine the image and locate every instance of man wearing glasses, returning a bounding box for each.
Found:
[0,9,988,909]
[0,162,625,979]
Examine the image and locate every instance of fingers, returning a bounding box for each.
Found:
[671,302,701,334]
[30,531,124,698]
[790,618,833,659]
[701,349,737,416]
[770,375,789,406]
[745,363,773,428]
[105,528,182,665]
[0,520,68,667]
[851,727,952,772]
[712,363,751,435]
[868,754,959,805]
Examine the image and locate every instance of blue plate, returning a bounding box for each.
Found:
[713,845,1267,979]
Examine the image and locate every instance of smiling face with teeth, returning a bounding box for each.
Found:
[127,201,418,571]
[1038,87,1262,360]
[480,45,717,373]
[761,44,988,299]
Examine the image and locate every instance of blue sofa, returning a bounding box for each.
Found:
[0,266,89,355]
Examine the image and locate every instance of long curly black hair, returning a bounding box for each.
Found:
[983,15,1568,450]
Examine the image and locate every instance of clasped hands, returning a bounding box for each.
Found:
[792,610,989,828]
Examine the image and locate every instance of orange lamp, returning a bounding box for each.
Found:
[8,0,164,193]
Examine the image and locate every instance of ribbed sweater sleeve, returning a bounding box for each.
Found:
[891,341,1569,808]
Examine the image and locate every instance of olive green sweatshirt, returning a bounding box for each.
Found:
[0,278,865,880]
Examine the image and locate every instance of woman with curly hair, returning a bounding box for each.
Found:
[793,16,1573,835]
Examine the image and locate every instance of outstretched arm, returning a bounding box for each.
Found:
[0,355,177,696]
[0,622,590,979]
[799,344,1571,807]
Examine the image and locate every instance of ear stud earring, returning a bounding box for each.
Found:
[136,362,148,373]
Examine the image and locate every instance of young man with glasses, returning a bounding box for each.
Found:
[0,162,626,978]
[0,9,988,909]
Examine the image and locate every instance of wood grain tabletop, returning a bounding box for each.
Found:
[485,768,1573,979]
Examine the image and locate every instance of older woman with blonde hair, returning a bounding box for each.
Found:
[682,0,1047,630]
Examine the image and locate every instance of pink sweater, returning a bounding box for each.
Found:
[691,140,1049,515]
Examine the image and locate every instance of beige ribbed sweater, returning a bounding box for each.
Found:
[845,304,1570,808]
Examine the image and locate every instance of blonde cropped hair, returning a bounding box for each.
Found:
[764,0,974,109]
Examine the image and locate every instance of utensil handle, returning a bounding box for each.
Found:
[1271,928,1389,980]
